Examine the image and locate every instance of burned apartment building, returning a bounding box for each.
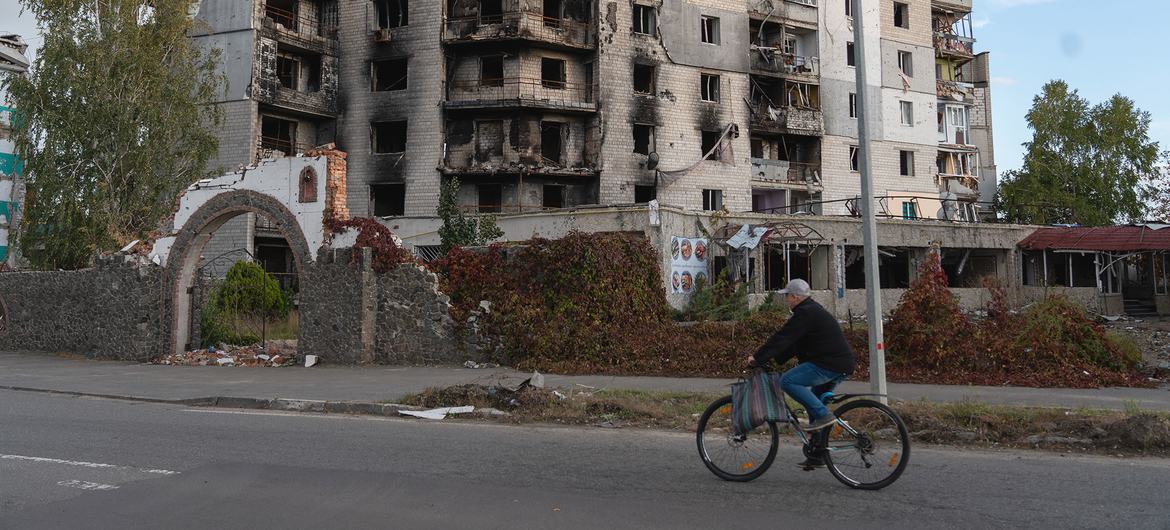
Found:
[194,0,996,243]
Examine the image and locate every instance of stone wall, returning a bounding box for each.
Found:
[0,258,166,359]
[299,248,460,364]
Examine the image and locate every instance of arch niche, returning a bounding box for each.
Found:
[164,190,313,355]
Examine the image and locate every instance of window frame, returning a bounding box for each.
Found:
[700,73,720,102]
[897,50,914,77]
[849,145,860,172]
[900,100,913,126]
[899,150,915,176]
[700,15,720,45]
[633,4,657,35]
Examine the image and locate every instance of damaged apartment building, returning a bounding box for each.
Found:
[191,0,997,267]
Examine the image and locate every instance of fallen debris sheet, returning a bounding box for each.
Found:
[399,406,476,420]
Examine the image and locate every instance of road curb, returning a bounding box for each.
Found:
[0,385,418,417]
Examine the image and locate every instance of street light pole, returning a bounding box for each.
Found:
[851,0,887,402]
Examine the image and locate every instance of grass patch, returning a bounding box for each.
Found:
[400,384,1170,456]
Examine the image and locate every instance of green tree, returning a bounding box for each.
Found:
[3,0,224,269]
[1141,152,1170,222]
[998,80,1161,226]
[437,176,504,254]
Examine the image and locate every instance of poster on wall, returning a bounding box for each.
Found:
[671,236,709,294]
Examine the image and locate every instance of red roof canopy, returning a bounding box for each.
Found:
[1019,226,1170,252]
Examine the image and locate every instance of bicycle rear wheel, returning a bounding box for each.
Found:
[822,399,910,490]
[696,395,778,482]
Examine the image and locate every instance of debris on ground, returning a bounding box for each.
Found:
[152,342,299,367]
[399,405,476,420]
[304,354,319,368]
[463,360,501,369]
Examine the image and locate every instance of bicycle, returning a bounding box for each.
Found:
[696,369,910,490]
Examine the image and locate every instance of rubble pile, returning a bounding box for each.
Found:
[153,342,298,367]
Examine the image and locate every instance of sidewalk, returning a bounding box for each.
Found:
[1,351,1168,412]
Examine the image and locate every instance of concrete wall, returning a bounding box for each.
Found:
[0,259,166,359]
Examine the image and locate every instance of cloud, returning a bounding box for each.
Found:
[990,0,1058,7]
[972,18,991,29]
[991,77,1019,87]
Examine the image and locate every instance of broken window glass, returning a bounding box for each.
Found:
[370,183,406,216]
[373,121,408,153]
[633,5,656,35]
[480,56,504,87]
[542,185,564,209]
[372,58,408,91]
[893,2,909,29]
[633,64,655,94]
[541,58,566,89]
[700,16,720,44]
[376,0,408,29]
[633,124,654,155]
[541,121,564,164]
[478,183,502,213]
[700,73,719,102]
[701,130,722,160]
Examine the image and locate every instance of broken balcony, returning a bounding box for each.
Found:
[748,0,819,29]
[750,52,820,81]
[749,103,824,137]
[443,10,595,51]
[260,1,339,55]
[445,77,597,113]
[937,147,980,200]
[936,79,975,101]
[751,158,822,189]
[933,10,975,61]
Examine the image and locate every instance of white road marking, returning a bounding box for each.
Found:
[57,480,120,491]
[0,454,179,475]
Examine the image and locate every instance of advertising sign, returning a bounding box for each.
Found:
[671,236,709,293]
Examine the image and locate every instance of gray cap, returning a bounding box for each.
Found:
[778,278,811,297]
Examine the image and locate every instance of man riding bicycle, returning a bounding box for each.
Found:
[746,278,856,469]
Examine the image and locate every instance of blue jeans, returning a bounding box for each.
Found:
[780,362,845,421]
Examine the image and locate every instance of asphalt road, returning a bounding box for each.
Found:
[1,390,1168,529]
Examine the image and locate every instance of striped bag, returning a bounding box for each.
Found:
[731,371,789,435]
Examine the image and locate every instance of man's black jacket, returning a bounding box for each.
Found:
[752,297,855,375]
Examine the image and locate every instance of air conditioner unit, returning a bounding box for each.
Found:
[374,28,393,43]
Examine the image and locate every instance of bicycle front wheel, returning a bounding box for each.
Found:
[822,399,910,490]
[696,395,778,482]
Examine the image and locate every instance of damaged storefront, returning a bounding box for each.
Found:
[1019,225,1170,317]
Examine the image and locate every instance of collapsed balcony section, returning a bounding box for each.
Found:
[748,14,820,83]
[251,35,339,118]
[444,0,597,52]
[749,133,822,215]
[932,2,975,64]
[259,0,339,55]
[442,109,599,184]
[748,0,820,30]
[257,111,333,159]
[747,77,823,137]
[444,49,597,114]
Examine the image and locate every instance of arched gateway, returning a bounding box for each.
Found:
[147,149,347,355]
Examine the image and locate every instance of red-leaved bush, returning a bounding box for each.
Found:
[326,217,416,272]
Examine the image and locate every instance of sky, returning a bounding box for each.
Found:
[2,0,1168,178]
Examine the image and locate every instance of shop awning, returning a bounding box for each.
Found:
[1018,225,1170,252]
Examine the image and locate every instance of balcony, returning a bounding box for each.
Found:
[443,11,595,51]
[936,79,975,101]
[751,158,822,188]
[749,0,819,29]
[254,83,337,117]
[931,0,973,13]
[446,77,597,113]
[259,136,315,158]
[934,34,974,60]
[260,4,338,55]
[749,103,824,137]
[750,52,820,81]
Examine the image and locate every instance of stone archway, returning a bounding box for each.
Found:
[164,190,314,355]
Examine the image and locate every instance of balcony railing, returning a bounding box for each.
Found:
[446,77,597,112]
[255,84,337,117]
[750,52,820,78]
[259,136,314,158]
[261,4,338,52]
[749,103,824,136]
[444,11,594,50]
[749,0,819,27]
[751,158,821,186]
